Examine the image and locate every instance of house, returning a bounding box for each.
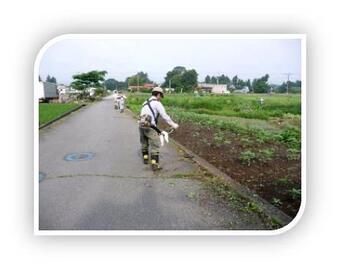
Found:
[129,83,156,91]
[57,84,70,95]
[198,83,230,94]
[143,83,156,89]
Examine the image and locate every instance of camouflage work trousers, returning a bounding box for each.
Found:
[139,127,160,155]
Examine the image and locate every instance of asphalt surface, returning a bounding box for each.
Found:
[39,98,267,230]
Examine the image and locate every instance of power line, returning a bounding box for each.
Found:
[283,73,293,94]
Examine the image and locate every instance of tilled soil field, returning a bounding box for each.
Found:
[167,121,301,218]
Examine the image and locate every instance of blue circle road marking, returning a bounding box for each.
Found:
[39,172,47,182]
[64,152,95,162]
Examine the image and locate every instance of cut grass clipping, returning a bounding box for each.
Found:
[39,103,79,126]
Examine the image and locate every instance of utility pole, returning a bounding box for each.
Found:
[169,79,171,91]
[284,73,293,94]
[137,74,139,91]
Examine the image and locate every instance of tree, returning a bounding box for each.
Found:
[105,78,118,91]
[225,75,231,86]
[46,74,57,83]
[252,74,270,93]
[163,66,198,92]
[181,69,198,91]
[219,74,226,84]
[163,66,186,88]
[127,72,152,86]
[71,70,107,91]
[211,76,217,84]
[204,74,231,85]
[104,78,127,91]
[276,80,301,93]
[232,75,239,87]
[246,79,252,92]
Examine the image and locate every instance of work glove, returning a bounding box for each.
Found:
[159,131,169,146]
[172,123,179,129]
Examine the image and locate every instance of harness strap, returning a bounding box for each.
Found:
[143,99,159,125]
[150,125,161,135]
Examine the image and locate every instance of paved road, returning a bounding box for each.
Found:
[39,98,267,230]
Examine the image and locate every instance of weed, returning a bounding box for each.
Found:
[186,191,196,200]
[289,188,301,200]
[256,138,265,144]
[277,178,290,185]
[243,202,263,214]
[223,139,231,145]
[240,137,253,146]
[270,217,282,229]
[258,148,275,163]
[279,127,301,149]
[239,150,256,166]
[287,148,300,160]
[271,198,283,207]
[213,132,225,145]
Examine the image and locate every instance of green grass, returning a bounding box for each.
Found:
[39,103,79,126]
[128,93,301,120]
[127,92,301,151]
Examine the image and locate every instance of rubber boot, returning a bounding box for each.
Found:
[142,150,149,164]
[151,154,161,171]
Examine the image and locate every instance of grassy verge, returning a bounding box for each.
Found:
[39,103,80,126]
[170,169,283,229]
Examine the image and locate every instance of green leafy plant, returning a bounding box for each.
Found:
[258,148,275,163]
[239,150,256,166]
[213,132,225,145]
[277,178,290,185]
[272,198,282,207]
[287,148,300,160]
[240,137,253,146]
[289,188,301,200]
[243,202,263,214]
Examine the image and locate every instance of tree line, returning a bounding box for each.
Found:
[43,67,301,94]
[40,74,57,84]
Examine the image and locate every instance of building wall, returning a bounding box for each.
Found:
[43,82,58,98]
[198,83,229,94]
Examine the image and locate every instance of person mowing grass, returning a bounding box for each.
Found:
[138,87,179,171]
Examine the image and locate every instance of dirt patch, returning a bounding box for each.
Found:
[161,120,301,218]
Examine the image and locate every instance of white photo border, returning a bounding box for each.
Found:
[34,34,306,236]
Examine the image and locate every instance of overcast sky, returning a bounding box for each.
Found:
[39,37,301,85]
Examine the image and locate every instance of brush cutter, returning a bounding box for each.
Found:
[150,126,175,146]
